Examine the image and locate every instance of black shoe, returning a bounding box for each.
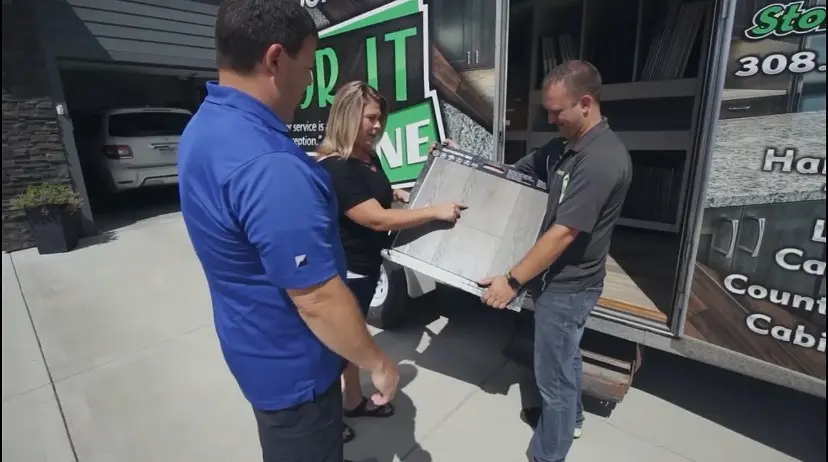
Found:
[343,423,355,443]
[520,407,541,429]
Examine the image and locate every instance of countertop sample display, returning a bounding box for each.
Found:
[385,146,548,309]
[705,110,826,208]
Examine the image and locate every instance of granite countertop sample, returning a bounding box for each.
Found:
[705,110,826,208]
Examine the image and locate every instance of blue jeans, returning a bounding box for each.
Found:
[530,286,602,462]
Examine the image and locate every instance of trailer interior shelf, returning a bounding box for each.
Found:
[506,0,716,323]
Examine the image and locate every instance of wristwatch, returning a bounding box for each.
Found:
[505,271,523,291]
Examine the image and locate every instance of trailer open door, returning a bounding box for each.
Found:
[500,0,734,339]
[671,0,737,337]
[669,0,826,397]
[496,0,731,403]
[500,0,825,402]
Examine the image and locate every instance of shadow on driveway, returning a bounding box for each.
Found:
[633,348,826,462]
[371,287,826,462]
[372,286,518,388]
[345,364,431,462]
[89,185,181,233]
[76,184,182,249]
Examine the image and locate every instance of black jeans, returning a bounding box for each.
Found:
[253,380,344,462]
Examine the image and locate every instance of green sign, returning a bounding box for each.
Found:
[290,0,445,186]
[375,98,442,184]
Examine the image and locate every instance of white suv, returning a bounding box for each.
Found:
[73,107,192,193]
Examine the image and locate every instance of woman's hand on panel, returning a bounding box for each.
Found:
[429,202,467,222]
[392,189,410,203]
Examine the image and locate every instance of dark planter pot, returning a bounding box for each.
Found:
[24,204,81,254]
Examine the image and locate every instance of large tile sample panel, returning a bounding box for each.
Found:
[386,145,548,309]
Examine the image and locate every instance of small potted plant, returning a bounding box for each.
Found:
[10,182,83,254]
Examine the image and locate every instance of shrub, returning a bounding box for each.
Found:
[10,183,82,213]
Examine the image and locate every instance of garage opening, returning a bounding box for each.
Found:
[58,63,214,230]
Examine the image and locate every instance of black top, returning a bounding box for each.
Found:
[513,119,632,292]
[318,153,394,277]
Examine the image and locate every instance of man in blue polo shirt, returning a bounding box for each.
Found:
[177,1,399,461]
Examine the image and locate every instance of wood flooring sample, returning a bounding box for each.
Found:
[393,159,472,260]
[389,147,548,295]
[431,224,499,282]
[457,168,522,236]
[486,186,547,276]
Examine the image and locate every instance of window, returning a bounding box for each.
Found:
[797,33,826,112]
[107,112,191,137]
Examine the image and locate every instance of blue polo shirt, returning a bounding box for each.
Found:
[177,82,347,411]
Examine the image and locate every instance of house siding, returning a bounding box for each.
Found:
[37,0,220,70]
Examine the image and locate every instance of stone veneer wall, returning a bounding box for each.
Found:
[2,0,75,252]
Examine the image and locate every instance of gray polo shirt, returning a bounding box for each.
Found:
[513,119,632,293]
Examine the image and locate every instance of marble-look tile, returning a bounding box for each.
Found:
[705,110,826,208]
[441,102,494,157]
[461,69,496,107]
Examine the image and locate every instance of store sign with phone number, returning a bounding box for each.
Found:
[734,1,826,192]
[716,1,826,358]
[734,2,826,78]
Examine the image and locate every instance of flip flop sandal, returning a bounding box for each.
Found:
[344,396,395,419]
[343,423,355,444]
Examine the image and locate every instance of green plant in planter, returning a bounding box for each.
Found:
[10,183,83,254]
[10,182,82,211]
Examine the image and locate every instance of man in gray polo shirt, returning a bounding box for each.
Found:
[479,60,632,462]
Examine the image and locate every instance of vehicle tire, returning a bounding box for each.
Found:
[365,260,410,330]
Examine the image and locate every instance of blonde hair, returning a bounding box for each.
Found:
[316,81,388,159]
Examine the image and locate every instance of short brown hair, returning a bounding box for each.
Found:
[215,0,318,75]
[543,60,603,103]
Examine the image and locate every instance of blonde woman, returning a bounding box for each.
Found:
[317,81,465,443]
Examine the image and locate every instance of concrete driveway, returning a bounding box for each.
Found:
[2,212,825,462]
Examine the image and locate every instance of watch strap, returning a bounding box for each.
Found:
[505,271,523,291]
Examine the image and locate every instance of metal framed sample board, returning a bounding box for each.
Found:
[384,145,548,310]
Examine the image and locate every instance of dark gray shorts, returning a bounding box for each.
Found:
[252,381,344,462]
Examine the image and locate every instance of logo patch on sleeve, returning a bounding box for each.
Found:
[294,254,308,268]
[559,173,570,204]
